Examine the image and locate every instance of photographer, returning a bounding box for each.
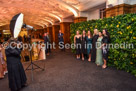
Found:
[5,38,27,91]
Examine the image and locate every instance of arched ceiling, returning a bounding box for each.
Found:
[0,0,106,29]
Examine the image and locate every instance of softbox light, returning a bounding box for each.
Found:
[10,13,24,38]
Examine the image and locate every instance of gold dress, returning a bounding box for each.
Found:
[0,48,7,78]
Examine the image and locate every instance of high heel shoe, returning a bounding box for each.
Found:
[76,57,80,60]
[102,65,107,69]
[88,58,91,62]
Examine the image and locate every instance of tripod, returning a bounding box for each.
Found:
[25,33,45,81]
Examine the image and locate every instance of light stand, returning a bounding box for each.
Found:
[25,28,45,81]
[9,13,45,81]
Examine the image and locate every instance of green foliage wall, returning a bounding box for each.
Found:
[70,14,136,76]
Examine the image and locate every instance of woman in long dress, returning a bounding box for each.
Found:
[5,39,27,91]
[0,43,8,79]
[74,30,81,60]
[81,30,87,61]
[95,32,103,66]
[86,31,92,62]
[102,29,110,69]
[91,29,99,62]
[38,42,46,60]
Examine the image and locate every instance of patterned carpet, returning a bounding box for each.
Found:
[0,49,136,91]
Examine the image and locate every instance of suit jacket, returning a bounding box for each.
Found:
[58,33,64,42]
[47,35,51,42]
[44,36,49,43]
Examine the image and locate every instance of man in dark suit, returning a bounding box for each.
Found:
[44,33,49,55]
[47,32,51,53]
[58,30,64,51]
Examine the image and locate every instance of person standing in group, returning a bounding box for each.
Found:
[58,30,64,51]
[5,38,27,91]
[91,29,99,62]
[47,32,51,53]
[95,32,103,66]
[39,33,43,39]
[44,33,49,55]
[74,30,82,60]
[102,29,110,69]
[38,41,46,60]
[81,30,87,61]
[86,31,92,62]
[0,43,8,79]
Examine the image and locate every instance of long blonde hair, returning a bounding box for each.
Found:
[93,29,99,36]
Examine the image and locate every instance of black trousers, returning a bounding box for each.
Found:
[59,42,65,51]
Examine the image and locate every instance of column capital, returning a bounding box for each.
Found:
[74,17,87,23]
[73,11,88,23]
[52,22,60,25]
[61,18,73,23]
[47,25,52,27]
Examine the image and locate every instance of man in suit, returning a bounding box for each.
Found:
[47,32,51,53]
[58,30,64,51]
[44,33,49,55]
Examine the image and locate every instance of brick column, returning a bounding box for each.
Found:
[47,26,53,42]
[44,28,47,33]
[52,25,60,44]
[60,22,72,44]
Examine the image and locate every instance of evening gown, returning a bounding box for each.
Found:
[86,37,92,55]
[0,49,7,78]
[102,36,109,61]
[81,35,87,55]
[5,47,27,91]
[76,37,81,55]
[95,37,103,65]
[91,35,99,62]
[38,44,46,60]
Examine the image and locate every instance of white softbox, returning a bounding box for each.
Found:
[10,13,24,38]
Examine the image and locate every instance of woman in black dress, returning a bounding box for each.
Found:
[81,30,87,61]
[5,39,27,91]
[102,29,110,69]
[74,30,81,60]
[91,29,99,62]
